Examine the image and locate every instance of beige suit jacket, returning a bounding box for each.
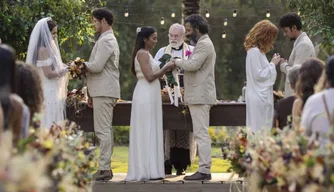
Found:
[280,32,316,97]
[86,30,120,99]
[175,34,217,105]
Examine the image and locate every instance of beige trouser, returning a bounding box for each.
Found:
[93,97,117,170]
[188,104,212,174]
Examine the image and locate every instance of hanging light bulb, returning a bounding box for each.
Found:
[124,9,129,17]
[298,10,301,15]
[171,12,175,18]
[233,9,237,17]
[223,18,228,26]
[222,31,226,39]
[160,17,165,25]
[205,9,210,18]
[266,9,270,18]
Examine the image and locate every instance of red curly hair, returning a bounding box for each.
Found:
[244,20,278,53]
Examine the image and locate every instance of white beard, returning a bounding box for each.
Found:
[170,41,183,49]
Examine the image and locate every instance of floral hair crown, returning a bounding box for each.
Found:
[136,27,141,34]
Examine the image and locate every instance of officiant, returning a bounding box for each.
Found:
[154,23,196,176]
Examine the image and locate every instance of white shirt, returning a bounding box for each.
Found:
[301,88,334,148]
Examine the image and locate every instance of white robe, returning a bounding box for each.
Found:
[246,47,277,133]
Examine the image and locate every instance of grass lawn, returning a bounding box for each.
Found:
[108,146,231,173]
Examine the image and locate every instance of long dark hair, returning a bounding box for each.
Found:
[0,44,16,93]
[296,58,325,109]
[130,26,156,76]
[326,56,334,88]
[15,61,44,121]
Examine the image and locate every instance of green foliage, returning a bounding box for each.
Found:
[0,0,106,60]
[286,0,334,48]
[113,126,130,145]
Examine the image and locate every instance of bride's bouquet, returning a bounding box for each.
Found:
[67,57,87,80]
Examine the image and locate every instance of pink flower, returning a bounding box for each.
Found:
[185,50,192,57]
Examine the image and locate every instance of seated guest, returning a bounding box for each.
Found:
[301,56,334,148]
[0,44,28,141]
[292,58,324,129]
[15,61,44,125]
[273,65,300,129]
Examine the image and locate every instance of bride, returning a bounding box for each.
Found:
[26,17,68,129]
[125,26,174,181]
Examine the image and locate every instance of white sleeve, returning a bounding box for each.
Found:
[248,49,276,84]
[154,47,165,65]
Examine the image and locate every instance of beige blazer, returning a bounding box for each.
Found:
[86,30,120,99]
[280,32,316,97]
[175,34,217,105]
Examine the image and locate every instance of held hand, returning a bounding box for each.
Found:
[165,61,176,71]
[279,58,287,64]
[88,97,93,108]
[271,53,281,65]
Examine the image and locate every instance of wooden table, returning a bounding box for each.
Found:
[66,102,246,132]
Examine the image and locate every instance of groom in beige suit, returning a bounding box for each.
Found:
[172,14,216,180]
[85,8,120,181]
[279,12,316,97]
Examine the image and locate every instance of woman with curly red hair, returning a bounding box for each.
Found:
[244,20,281,133]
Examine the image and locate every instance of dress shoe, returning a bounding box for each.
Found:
[176,169,186,176]
[93,170,113,181]
[183,171,211,180]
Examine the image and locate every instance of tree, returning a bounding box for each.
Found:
[0,0,106,60]
[286,0,334,48]
[183,0,200,16]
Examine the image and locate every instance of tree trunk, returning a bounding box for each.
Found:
[182,0,200,17]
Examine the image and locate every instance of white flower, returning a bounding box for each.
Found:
[136,27,141,34]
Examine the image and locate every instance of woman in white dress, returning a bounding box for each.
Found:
[26,18,68,129]
[126,26,175,181]
[244,20,281,133]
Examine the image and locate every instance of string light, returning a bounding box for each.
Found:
[223,18,228,26]
[266,9,270,18]
[205,8,210,18]
[171,12,175,18]
[233,9,237,17]
[124,9,129,17]
[160,17,165,25]
[222,31,226,39]
[298,10,301,15]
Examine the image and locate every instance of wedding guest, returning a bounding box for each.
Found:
[154,23,196,176]
[279,12,316,97]
[172,14,216,181]
[125,26,174,181]
[244,20,280,134]
[0,44,27,142]
[26,17,68,130]
[15,61,44,124]
[292,58,324,129]
[301,56,334,148]
[84,8,120,181]
[273,65,300,129]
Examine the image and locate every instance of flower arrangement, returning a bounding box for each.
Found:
[161,87,184,103]
[66,87,88,117]
[68,57,88,80]
[225,128,248,177]
[244,128,334,192]
[4,120,98,192]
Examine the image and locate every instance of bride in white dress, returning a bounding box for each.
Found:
[26,18,68,129]
[126,26,175,181]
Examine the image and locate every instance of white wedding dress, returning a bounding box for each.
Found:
[125,53,164,181]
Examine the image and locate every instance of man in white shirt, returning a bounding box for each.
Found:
[279,12,316,97]
[154,23,196,176]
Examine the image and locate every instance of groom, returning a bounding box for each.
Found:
[85,7,120,181]
[172,14,216,180]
